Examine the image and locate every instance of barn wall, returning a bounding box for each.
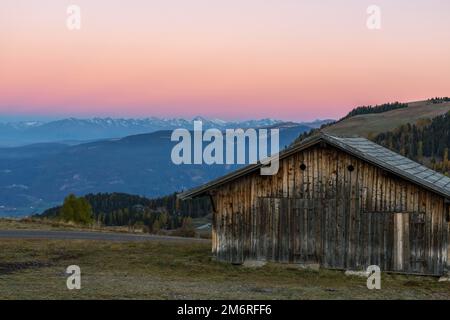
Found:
[211,144,449,275]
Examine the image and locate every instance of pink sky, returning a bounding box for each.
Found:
[1,0,449,121]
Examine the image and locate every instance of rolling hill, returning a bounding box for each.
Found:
[0,123,311,216]
[322,99,450,138]
[295,97,450,177]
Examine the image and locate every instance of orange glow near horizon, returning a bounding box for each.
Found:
[1,0,449,121]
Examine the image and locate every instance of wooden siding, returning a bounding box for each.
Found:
[211,143,449,275]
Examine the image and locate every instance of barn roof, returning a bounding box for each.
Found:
[178,133,450,200]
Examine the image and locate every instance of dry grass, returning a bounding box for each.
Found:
[0,218,212,239]
[0,217,135,233]
[324,100,450,137]
[0,238,449,300]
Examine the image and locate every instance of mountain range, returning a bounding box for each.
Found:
[0,119,323,216]
[0,117,331,147]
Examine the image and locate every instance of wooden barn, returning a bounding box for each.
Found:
[179,133,450,276]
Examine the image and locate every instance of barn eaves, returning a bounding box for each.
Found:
[178,133,450,200]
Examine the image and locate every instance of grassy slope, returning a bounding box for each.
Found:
[0,238,449,300]
[0,218,145,233]
[323,100,450,137]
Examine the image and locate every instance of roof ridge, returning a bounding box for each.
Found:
[323,135,450,199]
[179,132,450,200]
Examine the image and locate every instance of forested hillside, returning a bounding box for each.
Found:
[39,192,211,232]
[340,102,408,120]
[374,111,450,175]
[428,97,450,104]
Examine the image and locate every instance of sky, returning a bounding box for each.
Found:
[0,0,449,121]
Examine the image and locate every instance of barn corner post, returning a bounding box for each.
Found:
[446,199,450,274]
[207,191,218,259]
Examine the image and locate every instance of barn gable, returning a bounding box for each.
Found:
[179,133,450,200]
[328,136,450,199]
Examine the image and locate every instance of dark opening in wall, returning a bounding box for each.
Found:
[300,163,307,171]
[348,164,355,172]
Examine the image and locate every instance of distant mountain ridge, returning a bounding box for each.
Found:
[0,122,315,216]
[0,117,332,146]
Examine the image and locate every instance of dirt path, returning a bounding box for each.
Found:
[0,229,208,243]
